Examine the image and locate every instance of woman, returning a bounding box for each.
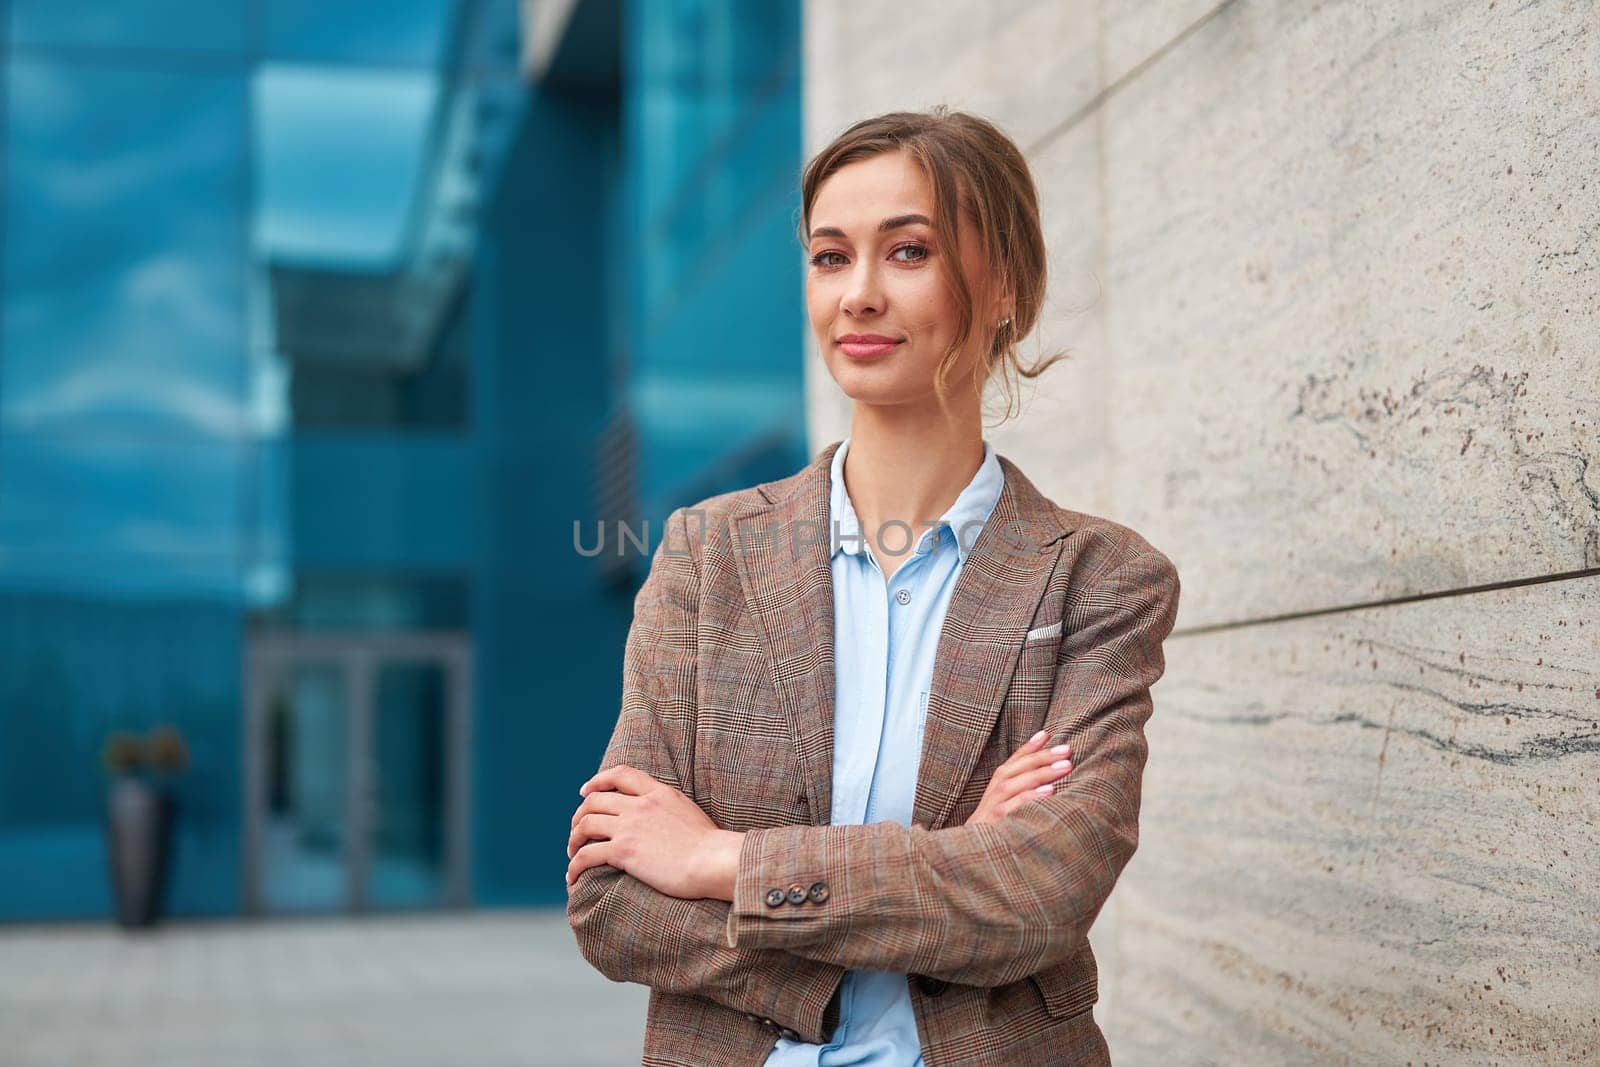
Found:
[566,109,1181,1066]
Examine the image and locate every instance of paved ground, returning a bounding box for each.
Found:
[0,910,649,1066]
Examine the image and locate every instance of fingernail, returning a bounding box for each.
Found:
[1034,784,1053,793]
[1051,744,1070,755]
[1051,759,1070,770]
[1031,730,1047,743]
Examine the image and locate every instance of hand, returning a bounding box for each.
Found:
[964,730,1073,826]
[565,764,744,901]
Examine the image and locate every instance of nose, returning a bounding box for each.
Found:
[841,259,884,318]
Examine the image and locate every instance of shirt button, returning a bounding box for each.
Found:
[764,888,786,908]
[895,588,911,605]
[786,883,808,905]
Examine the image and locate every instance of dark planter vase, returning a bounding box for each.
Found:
[105,776,176,928]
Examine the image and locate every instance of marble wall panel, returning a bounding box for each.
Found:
[1096,572,1599,1063]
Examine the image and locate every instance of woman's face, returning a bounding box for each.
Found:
[805,150,1004,411]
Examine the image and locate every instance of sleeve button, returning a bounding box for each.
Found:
[807,880,830,904]
[785,883,808,905]
[764,887,786,908]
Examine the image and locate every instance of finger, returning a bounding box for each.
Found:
[1011,755,1075,796]
[992,731,1052,785]
[989,759,1073,808]
[579,764,658,798]
[1019,743,1072,771]
[1006,737,1070,771]
[566,840,614,884]
[566,812,621,859]
[1006,730,1049,764]
[569,790,628,830]
[1009,758,1072,796]
[1006,766,1073,813]
[996,743,1072,788]
[569,809,617,851]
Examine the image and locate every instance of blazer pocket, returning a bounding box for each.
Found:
[1024,620,1062,642]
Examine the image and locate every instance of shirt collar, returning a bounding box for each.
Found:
[828,435,1005,565]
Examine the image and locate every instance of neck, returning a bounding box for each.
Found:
[841,398,984,560]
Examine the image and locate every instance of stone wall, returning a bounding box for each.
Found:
[803,2,1598,1061]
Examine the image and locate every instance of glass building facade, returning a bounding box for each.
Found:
[0,0,806,919]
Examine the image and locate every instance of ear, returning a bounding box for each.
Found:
[988,271,1016,324]
[990,288,1015,328]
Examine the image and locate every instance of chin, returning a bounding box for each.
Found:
[826,361,928,407]
[839,386,938,412]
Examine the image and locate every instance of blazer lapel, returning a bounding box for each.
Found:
[729,444,840,825]
[730,442,1071,833]
[914,459,1070,830]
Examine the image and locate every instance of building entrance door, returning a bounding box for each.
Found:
[244,633,472,914]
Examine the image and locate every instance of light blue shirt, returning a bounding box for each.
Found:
[764,436,1005,1067]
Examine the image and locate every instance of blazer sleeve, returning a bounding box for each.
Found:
[567,505,846,1043]
[722,542,1181,988]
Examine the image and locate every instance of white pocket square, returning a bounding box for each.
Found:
[1024,620,1062,642]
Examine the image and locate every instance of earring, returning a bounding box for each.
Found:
[997,317,1012,330]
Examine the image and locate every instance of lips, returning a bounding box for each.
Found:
[837,335,903,360]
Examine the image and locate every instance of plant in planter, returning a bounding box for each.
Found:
[102,724,189,929]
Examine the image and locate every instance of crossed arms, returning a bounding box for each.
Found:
[566,506,1181,1043]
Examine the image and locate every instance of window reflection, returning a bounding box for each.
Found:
[263,0,458,68]
[9,0,248,54]
[2,61,250,439]
[0,432,246,596]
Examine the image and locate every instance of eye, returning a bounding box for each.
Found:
[809,250,847,268]
[891,243,929,264]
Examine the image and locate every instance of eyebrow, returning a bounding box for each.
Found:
[809,213,932,240]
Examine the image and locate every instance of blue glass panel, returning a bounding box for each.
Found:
[369,660,448,908]
[289,433,475,568]
[254,574,472,632]
[263,0,458,67]
[242,433,293,607]
[1,60,250,438]
[260,661,352,913]
[252,63,440,267]
[8,0,247,55]
[0,431,246,598]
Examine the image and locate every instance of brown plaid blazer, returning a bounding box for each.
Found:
[568,439,1181,1066]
